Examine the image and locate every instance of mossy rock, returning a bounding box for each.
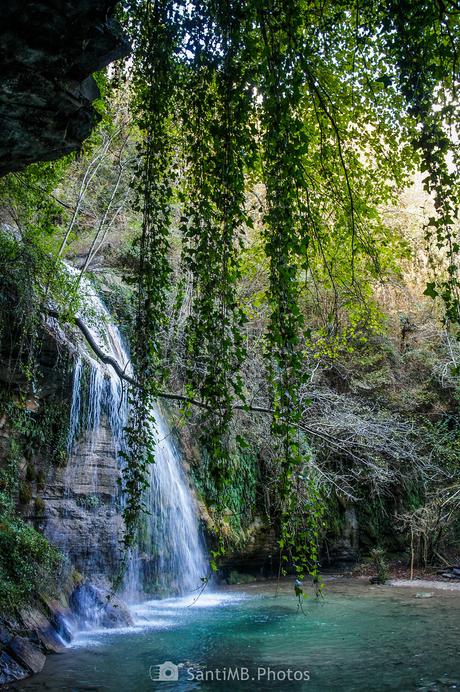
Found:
[18,482,32,505]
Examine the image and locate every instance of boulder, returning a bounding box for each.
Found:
[0,625,13,646]
[438,567,460,580]
[19,606,68,653]
[70,582,133,629]
[52,612,74,644]
[7,636,46,674]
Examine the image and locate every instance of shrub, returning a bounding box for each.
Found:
[18,481,32,505]
[0,514,61,613]
[25,464,35,482]
[370,547,389,584]
[36,469,46,490]
[34,496,45,515]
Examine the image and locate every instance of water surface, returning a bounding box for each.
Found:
[18,578,460,691]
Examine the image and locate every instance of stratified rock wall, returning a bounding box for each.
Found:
[0,1,130,175]
[0,315,125,580]
[43,419,124,578]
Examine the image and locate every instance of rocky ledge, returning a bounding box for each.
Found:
[437,566,460,580]
[0,580,133,685]
[0,0,130,176]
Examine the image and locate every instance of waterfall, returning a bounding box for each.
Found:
[59,270,209,600]
[124,412,210,599]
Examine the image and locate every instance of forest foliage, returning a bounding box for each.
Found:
[0,0,459,592]
[119,0,460,581]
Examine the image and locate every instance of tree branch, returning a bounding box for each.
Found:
[44,309,377,458]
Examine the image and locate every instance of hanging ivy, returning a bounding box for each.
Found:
[255,0,321,584]
[120,0,178,545]
[384,0,460,326]
[119,0,460,576]
[178,2,256,494]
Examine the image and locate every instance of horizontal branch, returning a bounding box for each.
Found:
[47,308,137,386]
[44,308,370,458]
[46,308,268,412]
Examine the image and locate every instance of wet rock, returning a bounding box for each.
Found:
[217,515,282,579]
[7,636,46,674]
[369,576,387,585]
[437,678,460,688]
[0,624,13,646]
[35,624,68,653]
[42,419,125,578]
[101,596,134,629]
[1,310,125,584]
[19,606,68,653]
[323,503,359,569]
[70,583,133,629]
[52,612,74,644]
[437,567,460,580]
[0,650,29,685]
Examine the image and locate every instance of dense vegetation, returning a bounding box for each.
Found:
[0,390,64,611]
[0,0,460,608]
[120,0,460,584]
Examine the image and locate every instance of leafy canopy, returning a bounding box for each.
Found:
[120,0,459,578]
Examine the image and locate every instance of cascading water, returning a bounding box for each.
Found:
[45,273,131,580]
[124,411,210,599]
[59,269,209,605]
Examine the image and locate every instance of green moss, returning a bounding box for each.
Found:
[323,495,345,540]
[0,437,21,504]
[36,469,46,490]
[0,513,61,613]
[19,481,32,505]
[0,387,70,470]
[0,386,66,615]
[192,445,260,546]
[25,464,35,482]
[356,497,395,550]
[76,494,101,510]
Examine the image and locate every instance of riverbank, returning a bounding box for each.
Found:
[226,574,460,598]
[349,558,460,585]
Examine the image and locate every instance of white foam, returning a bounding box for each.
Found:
[129,591,249,627]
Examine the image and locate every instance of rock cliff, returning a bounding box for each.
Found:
[0,315,129,683]
[0,0,130,176]
[0,316,125,579]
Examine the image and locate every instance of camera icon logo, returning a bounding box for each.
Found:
[150,661,179,682]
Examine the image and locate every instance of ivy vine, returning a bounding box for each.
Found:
[119,0,460,584]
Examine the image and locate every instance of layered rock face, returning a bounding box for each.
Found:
[0,321,125,580]
[0,322,128,683]
[42,417,124,578]
[219,519,279,579]
[0,0,130,176]
[324,505,360,569]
